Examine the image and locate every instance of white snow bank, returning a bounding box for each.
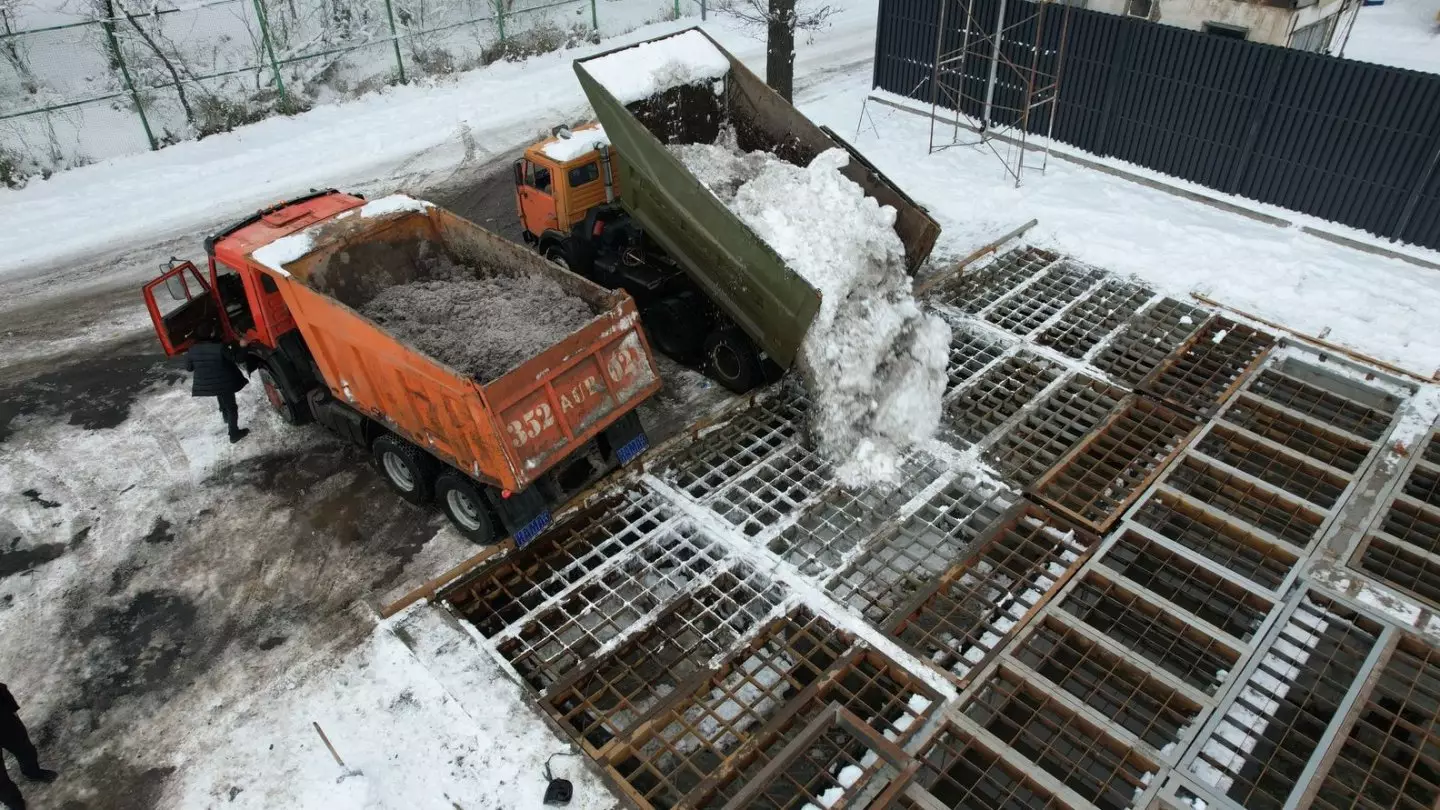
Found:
[583,29,731,104]
[674,137,949,487]
[360,193,434,219]
[541,125,611,163]
[251,231,315,275]
[1343,0,1440,76]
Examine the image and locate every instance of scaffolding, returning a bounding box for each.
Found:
[926,0,1074,187]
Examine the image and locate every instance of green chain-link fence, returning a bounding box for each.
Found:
[0,0,696,185]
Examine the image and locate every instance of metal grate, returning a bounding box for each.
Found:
[985,375,1126,487]
[1091,298,1206,386]
[1356,536,1440,608]
[448,490,675,636]
[1102,530,1274,643]
[702,650,941,808]
[828,474,1013,627]
[984,262,1105,337]
[945,328,1010,393]
[608,611,850,809]
[1248,367,1399,442]
[1016,614,1203,751]
[545,570,787,752]
[706,441,831,538]
[1222,395,1372,474]
[1196,424,1349,509]
[963,667,1158,810]
[1191,594,1382,810]
[889,505,1093,683]
[1034,396,1197,533]
[1140,318,1274,415]
[912,724,1072,810]
[497,528,729,693]
[1060,572,1239,696]
[664,393,807,502]
[1381,497,1440,554]
[1425,433,1440,466]
[934,246,1059,313]
[1312,634,1440,810]
[1133,491,1299,591]
[1406,466,1440,509]
[1036,279,1153,360]
[946,352,1063,445]
[769,453,948,578]
[1166,456,1325,549]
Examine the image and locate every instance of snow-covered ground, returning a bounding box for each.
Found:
[1343,0,1440,74]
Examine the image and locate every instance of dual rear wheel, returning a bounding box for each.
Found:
[371,435,497,545]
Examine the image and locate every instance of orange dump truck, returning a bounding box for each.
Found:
[142,189,661,546]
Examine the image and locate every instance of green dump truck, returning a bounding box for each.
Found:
[513,27,940,392]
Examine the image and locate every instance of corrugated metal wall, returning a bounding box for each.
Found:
[872,0,1440,251]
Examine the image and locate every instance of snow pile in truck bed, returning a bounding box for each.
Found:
[672,136,950,487]
[361,269,594,383]
[582,29,730,105]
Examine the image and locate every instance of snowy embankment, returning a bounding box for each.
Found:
[1343,0,1440,75]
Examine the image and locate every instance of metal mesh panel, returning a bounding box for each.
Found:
[1196,424,1350,509]
[985,375,1125,487]
[946,352,1063,445]
[664,393,807,501]
[705,442,831,538]
[1036,279,1153,360]
[934,246,1059,313]
[1166,456,1325,549]
[945,328,1011,393]
[984,262,1105,337]
[1133,491,1299,590]
[1141,318,1274,414]
[1222,395,1372,474]
[1247,368,1399,441]
[1091,298,1205,386]
[912,724,1073,810]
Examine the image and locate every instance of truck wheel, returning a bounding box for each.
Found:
[703,328,765,394]
[257,366,304,425]
[543,243,571,272]
[435,473,498,545]
[372,435,436,505]
[645,295,707,360]
[257,356,313,426]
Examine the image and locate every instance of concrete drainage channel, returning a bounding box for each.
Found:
[428,244,1440,810]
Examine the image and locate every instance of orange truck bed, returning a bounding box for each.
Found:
[251,196,661,493]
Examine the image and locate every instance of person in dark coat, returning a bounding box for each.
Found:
[185,322,251,443]
[0,683,56,810]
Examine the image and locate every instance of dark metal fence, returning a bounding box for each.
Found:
[873,0,1440,251]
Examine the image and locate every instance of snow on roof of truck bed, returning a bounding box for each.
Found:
[250,194,433,274]
[540,124,609,163]
[582,29,730,105]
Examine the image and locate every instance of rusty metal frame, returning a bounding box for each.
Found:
[1138,316,1276,418]
[1091,298,1208,387]
[984,373,1127,487]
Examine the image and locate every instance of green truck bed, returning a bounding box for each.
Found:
[573,28,941,371]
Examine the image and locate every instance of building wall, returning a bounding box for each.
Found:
[1083,0,1348,46]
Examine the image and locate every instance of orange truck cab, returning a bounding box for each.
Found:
[144,189,661,547]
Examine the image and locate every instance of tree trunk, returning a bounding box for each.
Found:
[765,0,795,102]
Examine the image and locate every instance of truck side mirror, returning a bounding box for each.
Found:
[164,274,189,301]
[513,159,525,186]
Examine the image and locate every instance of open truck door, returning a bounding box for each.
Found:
[143,261,221,357]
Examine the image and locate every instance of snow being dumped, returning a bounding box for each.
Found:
[673,133,950,486]
[362,262,594,382]
[580,29,730,104]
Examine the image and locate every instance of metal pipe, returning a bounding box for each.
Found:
[981,0,1006,132]
[599,144,616,204]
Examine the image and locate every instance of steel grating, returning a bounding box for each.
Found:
[887,503,1095,684]
[1195,423,1350,510]
[1248,366,1401,442]
[1311,634,1440,810]
[1139,317,1275,415]
[1222,394,1373,474]
[1091,298,1206,387]
[1189,593,1383,810]
[496,527,731,693]
[448,489,675,636]
[1036,278,1154,360]
[1351,432,1440,609]
[984,262,1106,337]
[607,610,852,809]
[963,666,1158,810]
[945,352,1063,445]
[1034,396,1198,534]
[985,374,1126,487]
[769,452,948,578]
[1060,572,1240,696]
[933,246,1059,313]
[704,441,831,538]
[664,392,808,502]
[1133,491,1300,592]
[701,650,942,808]
[910,723,1073,810]
[828,474,1014,627]
[1015,614,1204,752]
[1165,456,1326,549]
[945,328,1010,393]
[1101,530,1274,644]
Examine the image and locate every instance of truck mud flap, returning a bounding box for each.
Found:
[600,411,648,466]
[489,486,552,549]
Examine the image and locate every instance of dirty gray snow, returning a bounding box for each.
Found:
[362,272,594,382]
[672,133,950,486]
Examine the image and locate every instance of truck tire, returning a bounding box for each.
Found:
[703,328,765,394]
[435,473,498,545]
[543,243,571,272]
[372,435,436,505]
[644,295,707,360]
[257,355,313,426]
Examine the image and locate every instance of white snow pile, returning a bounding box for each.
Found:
[582,29,730,105]
[542,124,611,163]
[672,134,950,486]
